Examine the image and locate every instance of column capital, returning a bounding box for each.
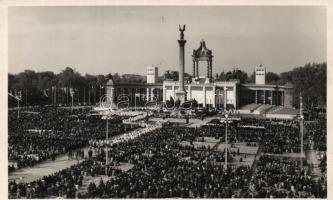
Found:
[177,40,187,45]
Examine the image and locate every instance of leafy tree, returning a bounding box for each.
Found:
[246,72,255,83]
[266,72,280,84]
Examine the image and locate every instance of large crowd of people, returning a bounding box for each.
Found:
[246,155,326,198]
[8,107,327,199]
[9,125,251,198]
[8,107,139,169]
[304,119,326,151]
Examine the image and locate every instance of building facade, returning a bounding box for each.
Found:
[146,66,158,84]
[105,26,294,110]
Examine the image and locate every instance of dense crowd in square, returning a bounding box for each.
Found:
[8,107,327,199]
[8,107,139,170]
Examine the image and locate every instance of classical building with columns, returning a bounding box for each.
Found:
[105,75,163,107]
[105,25,294,110]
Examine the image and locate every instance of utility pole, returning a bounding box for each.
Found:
[135,94,137,111]
[25,89,27,106]
[70,88,74,111]
[300,95,304,167]
[225,113,228,169]
[83,87,86,105]
[94,86,96,105]
[17,97,20,120]
[105,118,109,176]
[88,87,91,105]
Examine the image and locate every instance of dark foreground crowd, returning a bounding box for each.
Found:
[246,155,326,198]
[8,109,327,199]
[8,107,139,170]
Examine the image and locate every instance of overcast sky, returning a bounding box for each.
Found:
[9,6,326,76]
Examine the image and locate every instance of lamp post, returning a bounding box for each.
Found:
[224,115,228,169]
[102,113,112,176]
[17,97,20,120]
[105,117,109,176]
[299,95,304,167]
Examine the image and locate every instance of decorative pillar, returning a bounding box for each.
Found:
[203,86,206,107]
[234,85,237,110]
[212,86,216,108]
[163,87,166,103]
[282,91,284,106]
[263,90,266,104]
[150,88,154,101]
[146,88,150,101]
[224,87,227,110]
[157,88,160,102]
[270,90,273,105]
[172,85,175,99]
[110,88,114,103]
[196,61,199,77]
[176,24,187,103]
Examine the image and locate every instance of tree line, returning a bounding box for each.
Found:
[9,62,326,110]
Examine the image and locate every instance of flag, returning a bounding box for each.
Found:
[70,88,74,97]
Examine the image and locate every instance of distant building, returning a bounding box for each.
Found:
[164,39,239,109]
[146,66,158,84]
[105,26,294,110]
[255,64,266,85]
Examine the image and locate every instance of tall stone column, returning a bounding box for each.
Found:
[163,87,166,103]
[110,88,114,103]
[263,90,266,104]
[150,88,154,101]
[146,88,150,101]
[176,24,187,103]
[224,87,227,110]
[196,61,199,77]
[203,86,206,107]
[212,86,216,108]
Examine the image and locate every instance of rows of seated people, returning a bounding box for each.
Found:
[245,155,326,198]
[8,126,250,198]
[198,122,300,154]
[8,115,326,199]
[304,119,326,151]
[8,107,139,169]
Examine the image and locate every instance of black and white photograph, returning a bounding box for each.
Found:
[3,3,329,199]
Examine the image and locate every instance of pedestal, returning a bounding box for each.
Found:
[176,90,187,103]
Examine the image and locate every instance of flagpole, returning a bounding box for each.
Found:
[17,97,20,120]
[225,115,227,169]
[135,94,137,111]
[105,117,109,176]
[25,89,27,106]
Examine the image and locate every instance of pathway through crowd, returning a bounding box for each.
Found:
[9,154,85,183]
[9,115,160,183]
